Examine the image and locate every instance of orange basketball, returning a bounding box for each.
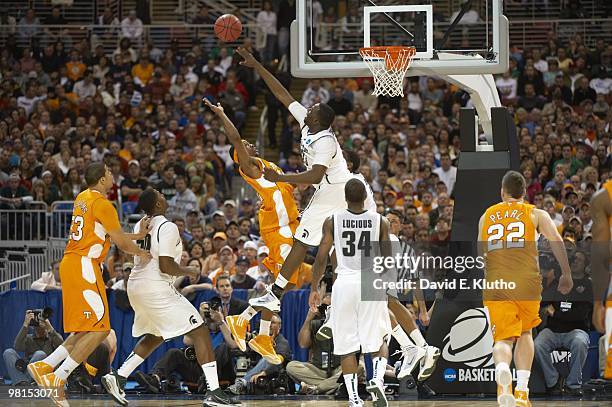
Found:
[214,14,242,43]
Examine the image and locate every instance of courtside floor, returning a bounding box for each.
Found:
[0,395,611,406]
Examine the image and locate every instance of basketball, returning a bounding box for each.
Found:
[214,14,242,43]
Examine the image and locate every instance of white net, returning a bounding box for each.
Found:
[359,46,416,97]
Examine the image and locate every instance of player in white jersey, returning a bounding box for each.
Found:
[310,179,392,407]
[101,188,236,407]
[235,47,374,329]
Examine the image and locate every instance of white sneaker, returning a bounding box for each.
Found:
[366,379,388,407]
[315,305,332,340]
[417,345,441,382]
[349,400,364,407]
[394,345,426,380]
[497,368,516,407]
[248,287,281,312]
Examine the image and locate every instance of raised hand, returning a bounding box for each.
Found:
[203,98,225,116]
[236,47,258,68]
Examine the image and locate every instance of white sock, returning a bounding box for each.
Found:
[54,356,79,381]
[409,328,426,347]
[343,373,360,404]
[516,369,530,392]
[239,306,258,321]
[275,275,289,289]
[391,325,413,348]
[372,356,387,385]
[259,319,271,336]
[202,361,219,391]
[42,345,68,368]
[117,352,145,379]
[495,362,511,384]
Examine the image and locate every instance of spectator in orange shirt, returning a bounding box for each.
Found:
[65,49,86,82]
[131,56,154,87]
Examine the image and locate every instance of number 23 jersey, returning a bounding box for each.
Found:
[131,215,182,283]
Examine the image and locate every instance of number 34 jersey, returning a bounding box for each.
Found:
[481,201,541,299]
[131,215,182,283]
[333,209,381,277]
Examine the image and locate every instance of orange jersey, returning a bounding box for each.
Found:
[481,201,541,300]
[64,189,122,260]
[238,158,299,236]
[606,180,612,231]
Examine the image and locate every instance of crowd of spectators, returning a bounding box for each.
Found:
[0,1,610,397]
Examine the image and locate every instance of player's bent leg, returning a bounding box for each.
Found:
[186,325,238,406]
[513,331,534,407]
[493,339,516,407]
[367,342,389,407]
[340,353,364,407]
[103,334,164,406]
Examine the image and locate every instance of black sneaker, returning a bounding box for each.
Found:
[563,386,584,397]
[545,380,562,397]
[203,388,241,406]
[135,371,160,394]
[102,371,128,406]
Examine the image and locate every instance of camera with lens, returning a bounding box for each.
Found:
[317,302,329,317]
[29,307,53,327]
[14,357,27,373]
[252,371,289,395]
[203,297,222,319]
[321,263,334,293]
[183,346,197,361]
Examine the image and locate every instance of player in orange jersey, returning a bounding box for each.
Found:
[478,171,573,407]
[28,163,152,407]
[590,179,612,380]
[205,99,300,364]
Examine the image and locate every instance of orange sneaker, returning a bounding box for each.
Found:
[514,389,531,407]
[496,369,515,407]
[226,315,249,352]
[248,335,283,365]
[40,372,69,407]
[27,361,53,387]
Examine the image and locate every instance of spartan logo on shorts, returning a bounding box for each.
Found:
[301,229,309,239]
[189,315,198,325]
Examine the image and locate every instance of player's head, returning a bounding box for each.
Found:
[345,178,367,205]
[85,162,113,190]
[138,187,168,215]
[229,139,258,161]
[343,149,360,174]
[305,103,335,129]
[501,170,526,200]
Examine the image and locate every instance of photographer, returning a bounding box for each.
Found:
[287,293,344,395]
[3,309,62,385]
[535,250,593,397]
[227,315,292,395]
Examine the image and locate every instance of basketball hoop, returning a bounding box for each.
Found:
[359,46,416,97]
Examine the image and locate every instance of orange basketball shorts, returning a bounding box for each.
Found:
[59,254,111,333]
[261,221,299,285]
[484,300,541,342]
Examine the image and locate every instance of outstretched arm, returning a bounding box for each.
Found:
[590,188,611,333]
[236,47,295,108]
[264,165,326,185]
[204,100,261,179]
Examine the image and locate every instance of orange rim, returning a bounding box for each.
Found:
[359,46,416,69]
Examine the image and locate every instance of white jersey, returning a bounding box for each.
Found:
[131,215,182,283]
[288,101,352,186]
[333,209,381,276]
[352,172,377,213]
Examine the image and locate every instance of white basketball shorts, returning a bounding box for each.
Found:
[330,274,391,356]
[127,279,204,340]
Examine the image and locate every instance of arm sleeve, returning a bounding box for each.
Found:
[93,198,122,233]
[14,326,28,351]
[288,101,307,127]
[158,222,181,257]
[310,136,336,168]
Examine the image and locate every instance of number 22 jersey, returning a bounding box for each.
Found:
[131,215,182,283]
[481,201,541,300]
